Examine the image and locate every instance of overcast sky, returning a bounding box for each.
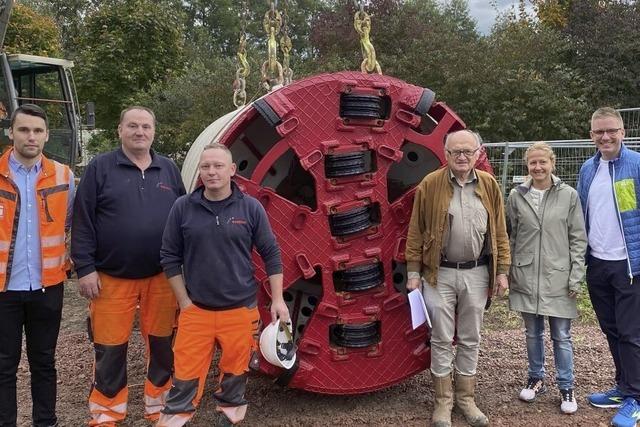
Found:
[467,0,535,34]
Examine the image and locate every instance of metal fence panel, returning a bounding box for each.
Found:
[620,108,640,138]
[484,138,640,197]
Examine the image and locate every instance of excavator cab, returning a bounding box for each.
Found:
[0,54,83,167]
[0,1,90,170]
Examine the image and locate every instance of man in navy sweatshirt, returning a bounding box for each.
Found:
[72,106,185,425]
[158,142,289,426]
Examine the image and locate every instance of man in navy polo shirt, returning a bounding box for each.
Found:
[72,106,185,425]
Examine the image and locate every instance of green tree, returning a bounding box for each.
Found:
[381,0,482,94]
[532,0,574,29]
[304,0,398,73]
[20,0,94,54]
[186,0,325,55]
[74,0,186,129]
[4,3,62,56]
[465,10,591,142]
[564,0,640,108]
[133,57,237,164]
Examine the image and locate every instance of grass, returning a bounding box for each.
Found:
[576,281,597,324]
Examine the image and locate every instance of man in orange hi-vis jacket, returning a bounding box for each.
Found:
[0,104,74,427]
[71,106,185,426]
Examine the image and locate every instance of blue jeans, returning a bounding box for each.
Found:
[521,312,574,390]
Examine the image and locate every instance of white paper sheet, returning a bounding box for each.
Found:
[408,288,432,330]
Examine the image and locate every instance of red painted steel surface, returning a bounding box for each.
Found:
[216,71,493,394]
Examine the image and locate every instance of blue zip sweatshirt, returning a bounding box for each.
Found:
[160,182,282,309]
[577,144,640,277]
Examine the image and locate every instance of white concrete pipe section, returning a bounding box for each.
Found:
[181,106,246,192]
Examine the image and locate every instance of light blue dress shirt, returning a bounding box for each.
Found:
[7,153,74,291]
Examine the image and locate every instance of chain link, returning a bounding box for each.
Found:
[261,1,284,91]
[354,8,382,74]
[232,1,250,108]
[280,0,293,86]
[233,34,250,108]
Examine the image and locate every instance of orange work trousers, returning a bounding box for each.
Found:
[157,305,260,427]
[87,272,177,426]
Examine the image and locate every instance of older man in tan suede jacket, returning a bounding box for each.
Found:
[406,129,511,427]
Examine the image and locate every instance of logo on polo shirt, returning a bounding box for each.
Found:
[228,216,247,225]
[156,182,173,191]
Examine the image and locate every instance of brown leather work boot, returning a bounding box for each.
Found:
[431,373,453,427]
[454,373,489,427]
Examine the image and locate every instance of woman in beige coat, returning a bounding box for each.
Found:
[506,142,587,415]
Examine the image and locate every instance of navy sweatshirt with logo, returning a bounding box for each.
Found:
[160,182,282,309]
[72,148,186,279]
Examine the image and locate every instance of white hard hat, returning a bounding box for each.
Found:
[259,320,297,369]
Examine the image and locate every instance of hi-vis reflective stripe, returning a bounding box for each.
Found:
[42,256,65,269]
[89,401,127,425]
[157,413,193,427]
[0,262,6,273]
[144,389,170,416]
[54,162,68,186]
[0,240,9,251]
[41,235,65,248]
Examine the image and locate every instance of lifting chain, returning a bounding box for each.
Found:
[233,34,250,108]
[261,0,284,91]
[280,0,293,86]
[233,1,250,108]
[353,1,382,74]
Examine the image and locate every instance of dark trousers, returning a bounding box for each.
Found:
[0,284,63,427]
[587,257,640,399]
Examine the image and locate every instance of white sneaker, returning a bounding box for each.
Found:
[560,388,578,414]
[519,377,547,402]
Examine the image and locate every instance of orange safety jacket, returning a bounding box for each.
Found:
[0,148,72,291]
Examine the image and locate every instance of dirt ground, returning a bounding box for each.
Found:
[15,285,616,427]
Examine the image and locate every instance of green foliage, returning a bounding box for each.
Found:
[133,58,237,165]
[19,0,94,54]
[576,282,596,324]
[85,128,120,157]
[466,17,592,142]
[532,0,574,29]
[564,0,640,108]
[8,0,639,160]
[4,3,62,56]
[74,0,186,129]
[305,0,591,142]
[181,0,325,65]
[377,0,484,109]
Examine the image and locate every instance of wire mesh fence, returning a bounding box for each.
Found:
[620,108,640,138]
[482,107,640,197]
[484,138,640,197]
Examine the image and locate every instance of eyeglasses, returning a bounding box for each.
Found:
[591,128,622,137]
[445,148,480,158]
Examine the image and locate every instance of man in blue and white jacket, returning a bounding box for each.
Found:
[577,107,640,427]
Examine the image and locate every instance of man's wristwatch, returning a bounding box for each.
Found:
[407,272,421,280]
